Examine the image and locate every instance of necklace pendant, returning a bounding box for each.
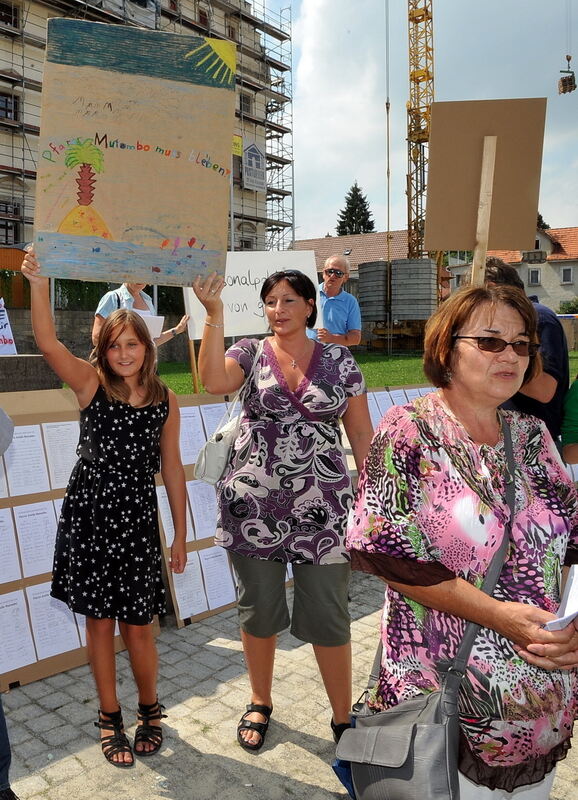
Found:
[290,359,297,369]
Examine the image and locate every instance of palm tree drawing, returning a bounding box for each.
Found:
[58,138,113,239]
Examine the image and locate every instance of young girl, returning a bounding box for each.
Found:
[22,249,187,768]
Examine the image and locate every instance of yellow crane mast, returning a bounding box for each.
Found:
[406,1,435,259]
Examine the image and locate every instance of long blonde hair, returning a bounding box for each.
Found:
[90,310,167,405]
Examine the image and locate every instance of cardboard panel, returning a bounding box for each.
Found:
[425,98,547,251]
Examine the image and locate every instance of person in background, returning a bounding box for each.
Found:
[308,255,361,347]
[480,258,569,443]
[0,407,19,800]
[193,268,373,752]
[347,284,578,799]
[92,283,189,347]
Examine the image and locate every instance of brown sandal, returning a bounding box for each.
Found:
[95,708,134,768]
[134,699,167,757]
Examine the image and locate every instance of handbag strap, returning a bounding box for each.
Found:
[221,338,265,432]
[364,415,516,691]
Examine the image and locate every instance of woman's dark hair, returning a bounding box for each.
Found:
[423,285,542,388]
[260,270,318,328]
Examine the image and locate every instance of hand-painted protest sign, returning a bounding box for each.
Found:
[0,298,16,354]
[183,250,317,338]
[34,19,236,286]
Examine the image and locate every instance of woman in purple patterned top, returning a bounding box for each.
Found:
[347,285,578,798]
[193,269,373,753]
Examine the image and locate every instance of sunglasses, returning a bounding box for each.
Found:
[324,268,345,278]
[453,335,539,357]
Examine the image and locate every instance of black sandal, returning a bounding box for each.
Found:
[95,708,134,768]
[134,699,167,757]
[331,718,351,744]
[237,703,273,752]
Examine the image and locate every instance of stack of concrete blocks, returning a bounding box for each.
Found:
[357,260,389,343]
[391,258,437,321]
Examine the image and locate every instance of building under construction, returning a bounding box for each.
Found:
[0,0,293,252]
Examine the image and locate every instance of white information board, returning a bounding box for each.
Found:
[183,250,318,339]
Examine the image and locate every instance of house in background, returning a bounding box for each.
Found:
[292,230,408,295]
[449,227,578,311]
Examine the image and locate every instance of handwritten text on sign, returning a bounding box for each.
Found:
[0,299,17,354]
[183,251,318,338]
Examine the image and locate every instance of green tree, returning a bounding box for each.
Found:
[64,138,104,206]
[537,212,550,230]
[336,181,375,235]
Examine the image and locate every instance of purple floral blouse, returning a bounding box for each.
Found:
[216,337,365,564]
[346,392,578,790]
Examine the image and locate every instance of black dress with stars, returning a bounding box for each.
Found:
[51,384,169,625]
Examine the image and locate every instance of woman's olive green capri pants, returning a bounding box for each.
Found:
[229,552,351,647]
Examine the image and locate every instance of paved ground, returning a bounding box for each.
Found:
[4,572,578,800]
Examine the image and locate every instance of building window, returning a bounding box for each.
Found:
[561,266,574,284]
[232,154,242,182]
[455,274,462,288]
[0,200,20,245]
[240,93,253,115]
[0,2,19,27]
[226,18,238,40]
[0,93,18,121]
[535,239,540,249]
[198,6,208,26]
[240,238,255,250]
[528,268,541,286]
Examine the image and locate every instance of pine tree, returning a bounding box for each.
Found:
[537,212,550,230]
[336,181,375,235]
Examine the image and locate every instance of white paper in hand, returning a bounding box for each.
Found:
[543,565,578,631]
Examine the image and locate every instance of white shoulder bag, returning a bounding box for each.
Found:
[195,340,264,485]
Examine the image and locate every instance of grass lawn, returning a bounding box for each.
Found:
[160,350,578,395]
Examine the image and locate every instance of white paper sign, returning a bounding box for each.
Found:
[0,507,21,584]
[388,389,409,406]
[373,391,394,415]
[14,501,57,578]
[42,421,80,490]
[0,297,17,354]
[156,485,194,547]
[134,312,164,341]
[184,250,319,339]
[0,457,7,499]
[178,406,206,465]
[186,480,218,540]
[172,550,209,619]
[4,425,50,496]
[199,403,228,440]
[544,566,578,631]
[26,582,81,659]
[0,590,37,673]
[367,394,383,430]
[199,546,236,609]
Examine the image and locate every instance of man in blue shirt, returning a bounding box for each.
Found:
[309,256,361,347]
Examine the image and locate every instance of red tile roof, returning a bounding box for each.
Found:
[488,227,578,263]
[292,230,408,274]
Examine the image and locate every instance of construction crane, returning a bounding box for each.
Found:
[406,1,435,260]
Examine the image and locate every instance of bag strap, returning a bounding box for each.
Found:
[364,415,516,692]
[218,339,265,432]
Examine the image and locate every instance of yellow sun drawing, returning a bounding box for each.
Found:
[184,38,236,86]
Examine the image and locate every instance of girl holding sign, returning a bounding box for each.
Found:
[21,249,187,768]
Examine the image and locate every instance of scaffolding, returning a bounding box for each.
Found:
[0,0,294,255]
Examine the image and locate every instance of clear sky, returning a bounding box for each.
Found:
[266,0,578,242]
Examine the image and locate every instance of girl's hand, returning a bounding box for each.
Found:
[175,314,190,335]
[192,272,226,314]
[21,246,48,287]
[170,539,187,574]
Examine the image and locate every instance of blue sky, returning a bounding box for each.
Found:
[267,0,578,242]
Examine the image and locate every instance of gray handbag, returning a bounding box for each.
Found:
[336,418,516,800]
[194,340,264,485]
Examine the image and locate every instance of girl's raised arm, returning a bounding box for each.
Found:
[21,248,98,407]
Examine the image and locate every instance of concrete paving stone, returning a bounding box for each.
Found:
[213,663,247,683]
[37,722,83,747]
[5,722,31,745]
[43,672,76,690]
[59,680,94,702]
[30,710,72,734]
[2,690,32,712]
[41,754,85,784]
[36,690,72,712]
[156,647,189,666]
[11,774,50,798]
[20,682,52,700]
[7,703,38,723]
[53,700,96,726]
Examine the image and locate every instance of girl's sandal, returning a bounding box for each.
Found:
[134,699,167,757]
[236,703,273,752]
[94,708,134,768]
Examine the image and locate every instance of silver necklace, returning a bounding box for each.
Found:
[275,340,311,369]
